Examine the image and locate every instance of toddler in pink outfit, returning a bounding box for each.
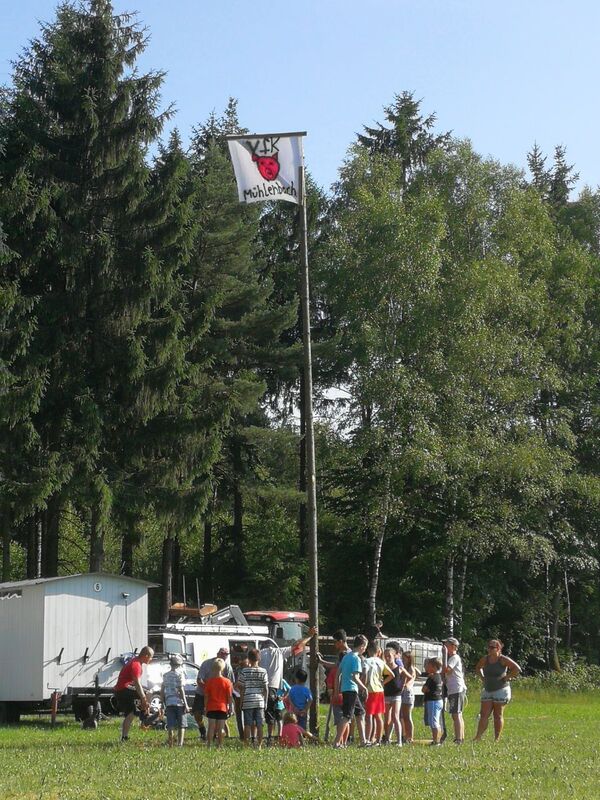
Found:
[279,712,315,747]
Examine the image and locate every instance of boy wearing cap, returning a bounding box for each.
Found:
[161,654,190,747]
[443,637,466,744]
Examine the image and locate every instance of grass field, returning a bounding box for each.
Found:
[0,690,598,799]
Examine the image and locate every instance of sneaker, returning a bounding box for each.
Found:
[428,741,442,746]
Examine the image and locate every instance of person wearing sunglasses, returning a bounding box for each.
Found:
[473,639,521,741]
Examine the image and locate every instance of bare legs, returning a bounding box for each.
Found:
[492,703,505,740]
[207,718,225,747]
[474,700,506,741]
[385,701,402,743]
[121,711,134,739]
[243,722,263,747]
[334,714,366,746]
[400,702,413,743]
[451,711,465,742]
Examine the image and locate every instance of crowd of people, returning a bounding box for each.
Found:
[113,629,521,748]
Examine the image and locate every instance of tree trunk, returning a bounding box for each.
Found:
[172,538,181,602]
[36,514,43,578]
[564,570,572,650]
[121,532,134,576]
[42,494,60,577]
[1,511,11,581]
[231,439,246,583]
[89,505,104,572]
[544,562,551,668]
[550,583,562,671]
[366,471,392,627]
[456,548,469,637]
[201,484,218,601]
[298,373,307,557]
[160,535,174,623]
[26,516,37,578]
[202,518,213,600]
[445,554,455,637]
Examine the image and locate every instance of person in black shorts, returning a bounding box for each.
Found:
[113,646,154,742]
[334,635,369,748]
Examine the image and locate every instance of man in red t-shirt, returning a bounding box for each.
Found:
[114,646,154,742]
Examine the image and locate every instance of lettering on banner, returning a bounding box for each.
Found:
[243,180,297,201]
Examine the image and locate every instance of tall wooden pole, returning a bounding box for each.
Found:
[298,161,319,734]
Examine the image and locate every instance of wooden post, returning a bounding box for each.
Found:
[299,161,319,735]
[50,690,61,727]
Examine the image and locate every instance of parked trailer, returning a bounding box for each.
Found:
[0,573,157,723]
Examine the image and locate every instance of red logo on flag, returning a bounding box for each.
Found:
[252,152,280,181]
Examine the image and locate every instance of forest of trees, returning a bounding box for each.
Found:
[2,1,600,672]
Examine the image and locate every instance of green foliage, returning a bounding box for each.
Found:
[519,659,600,692]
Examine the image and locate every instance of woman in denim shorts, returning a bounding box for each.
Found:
[473,639,521,742]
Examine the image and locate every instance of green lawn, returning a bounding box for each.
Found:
[0,690,598,799]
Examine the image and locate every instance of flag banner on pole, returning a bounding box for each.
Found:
[226,132,305,205]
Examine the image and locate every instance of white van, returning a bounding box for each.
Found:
[148,623,276,672]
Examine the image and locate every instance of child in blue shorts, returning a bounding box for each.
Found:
[161,654,190,747]
[288,669,313,729]
[422,657,443,745]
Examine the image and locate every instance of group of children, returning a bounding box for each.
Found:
[159,638,460,749]
[323,631,468,748]
[160,647,317,748]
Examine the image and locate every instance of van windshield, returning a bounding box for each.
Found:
[163,638,183,655]
[273,621,305,645]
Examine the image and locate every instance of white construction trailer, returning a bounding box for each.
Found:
[0,572,156,723]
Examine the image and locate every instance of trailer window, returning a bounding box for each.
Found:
[164,638,183,655]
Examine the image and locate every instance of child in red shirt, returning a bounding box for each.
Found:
[280,711,315,748]
[203,658,233,747]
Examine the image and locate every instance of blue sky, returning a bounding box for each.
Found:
[2,1,599,193]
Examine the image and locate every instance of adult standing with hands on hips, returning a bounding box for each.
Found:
[473,638,521,742]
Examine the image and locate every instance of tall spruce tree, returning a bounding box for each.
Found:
[0,0,195,573]
[358,91,450,189]
[0,171,50,578]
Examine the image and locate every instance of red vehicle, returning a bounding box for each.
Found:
[244,611,309,648]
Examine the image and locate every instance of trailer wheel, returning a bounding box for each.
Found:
[0,702,21,724]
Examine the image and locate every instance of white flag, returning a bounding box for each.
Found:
[227,133,305,205]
